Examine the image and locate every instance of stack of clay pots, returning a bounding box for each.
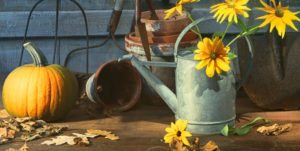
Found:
[125,9,198,105]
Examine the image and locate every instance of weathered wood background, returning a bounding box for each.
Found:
[0,0,299,82]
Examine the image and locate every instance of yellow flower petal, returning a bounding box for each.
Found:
[195,59,210,70]
[176,119,188,131]
[182,137,191,146]
[206,60,216,78]
[165,127,176,133]
[163,133,177,143]
[181,131,192,137]
[216,58,231,72]
[256,0,300,38]
[210,0,250,24]
[164,7,177,19]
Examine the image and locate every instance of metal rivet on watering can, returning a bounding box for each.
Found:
[86,60,142,112]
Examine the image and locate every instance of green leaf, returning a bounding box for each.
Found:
[237,18,248,32]
[244,25,260,36]
[240,117,270,128]
[184,46,197,52]
[228,52,237,60]
[234,127,252,136]
[212,32,225,39]
[221,124,230,136]
[220,117,271,136]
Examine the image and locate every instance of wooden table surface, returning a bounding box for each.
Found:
[0,97,300,151]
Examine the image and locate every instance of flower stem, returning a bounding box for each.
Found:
[226,26,259,47]
[187,12,202,41]
[221,22,232,41]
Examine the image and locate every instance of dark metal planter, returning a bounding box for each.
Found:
[238,33,300,110]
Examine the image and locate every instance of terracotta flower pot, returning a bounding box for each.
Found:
[128,32,197,44]
[139,9,191,37]
[124,32,198,105]
[86,60,142,112]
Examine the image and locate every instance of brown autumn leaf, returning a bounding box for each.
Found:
[41,133,99,146]
[86,129,112,136]
[189,137,201,151]
[169,138,188,151]
[257,123,293,136]
[72,133,98,138]
[0,127,16,139]
[202,140,220,151]
[42,135,77,146]
[74,137,90,146]
[5,143,29,151]
[0,109,10,118]
[86,129,119,140]
[105,134,120,141]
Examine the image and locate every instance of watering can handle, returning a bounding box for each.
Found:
[174,17,213,61]
[174,17,254,90]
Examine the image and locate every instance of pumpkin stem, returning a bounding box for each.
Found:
[23,42,49,67]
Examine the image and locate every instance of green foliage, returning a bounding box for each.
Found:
[228,52,237,60]
[212,32,225,39]
[221,117,271,136]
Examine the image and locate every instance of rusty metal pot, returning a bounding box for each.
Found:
[238,33,300,110]
[86,60,142,111]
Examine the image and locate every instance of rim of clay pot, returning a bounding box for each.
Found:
[128,32,198,44]
[93,60,142,112]
[125,33,198,56]
[141,9,189,23]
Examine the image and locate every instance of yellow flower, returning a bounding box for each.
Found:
[210,0,251,23]
[164,0,200,19]
[194,37,231,78]
[256,0,300,38]
[164,119,192,146]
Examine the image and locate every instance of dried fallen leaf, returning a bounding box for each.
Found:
[5,143,29,151]
[0,138,9,145]
[0,127,16,139]
[257,123,292,136]
[86,129,119,140]
[87,129,111,136]
[72,133,98,138]
[15,117,32,123]
[42,135,77,146]
[21,133,42,142]
[74,137,90,146]
[202,141,220,151]
[41,133,96,146]
[189,137,201,151]
[105,134,120,141]
[0,109,10,118]
[169,138,188,151]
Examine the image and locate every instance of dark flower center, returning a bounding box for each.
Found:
[275,9,284,17]
[176,131,182,137]
[211,52,217,59]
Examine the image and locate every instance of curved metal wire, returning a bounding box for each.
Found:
[53,0,61,64]
[69,0,90,73]
[19,0,46,66]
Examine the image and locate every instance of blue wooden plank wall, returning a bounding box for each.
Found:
[0,0,299,84]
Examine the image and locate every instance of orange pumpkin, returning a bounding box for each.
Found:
[2,42,79,121]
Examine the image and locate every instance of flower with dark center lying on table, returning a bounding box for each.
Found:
[164,119,192,146]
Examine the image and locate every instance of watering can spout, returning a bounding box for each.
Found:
[119,55,178,113]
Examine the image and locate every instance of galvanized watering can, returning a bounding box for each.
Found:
[120,17,254,135]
